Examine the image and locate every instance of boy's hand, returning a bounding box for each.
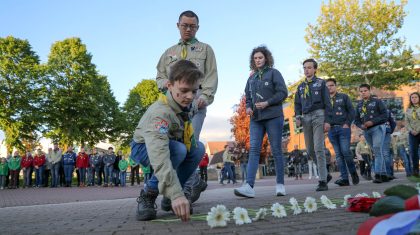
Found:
[172,196,190,222]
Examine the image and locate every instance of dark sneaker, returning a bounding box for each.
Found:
[381,175,390,182]
[334,179,350,186]
[136,188,158,221]
[190,179,207,203]
[316,181,328,191]
[161,196,172,212]
[351,172,360,185]
[372,174,382,184]
[327,174,332,184]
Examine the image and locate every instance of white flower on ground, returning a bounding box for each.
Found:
[206,205,230,228]
[289,197,302,215]
[271,203,287,218]
[416,183,420,193]
[372,192,381,198]
[341,194,352,208]
[320,195,336,209]
[232,207,251,225]
[355,193,369,198]
[303,197,318,213]
[253,208,267,221]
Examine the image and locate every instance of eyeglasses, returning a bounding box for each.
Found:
[179,24,198,30]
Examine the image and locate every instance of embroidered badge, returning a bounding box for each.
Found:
[265,82,269,86]
[171,123,179,130]
[193,46,203,52]
[168,52,178,63]
[315,91,319,95]
[195,61,201,67]
[155,119,169,134]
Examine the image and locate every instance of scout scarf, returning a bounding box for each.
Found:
[159,94,196,152]
[330,94,336,109]
[179,38,198,59]
[256,66,269,80]
[413,105,419,120]
[304,78,314,98]
[361,99,369,117]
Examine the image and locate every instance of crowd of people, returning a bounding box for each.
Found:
[0,143,153,190]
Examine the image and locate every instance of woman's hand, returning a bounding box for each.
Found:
[255,101,268,109]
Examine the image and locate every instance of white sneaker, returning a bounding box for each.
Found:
[276,184,286,196]
[316,176,319,179]
[309,176,312,180]
[234,183,255,198]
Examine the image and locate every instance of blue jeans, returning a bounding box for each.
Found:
[383,133,393,176]
[120,171,127,186]
[247,116,284,186]
[95,166,102,185]
[364,124,387,175]
[79,168,86,184]
[51,163,60,187]
[328,126,357,180]
[240,163,247,182]
[130,140,204,192]
[221,162,234,183]
[35,166,44,187]
[87,167,95,185]
[23,167,33,187]
[397,146,412,175]
[63,165,74,184]
[104,165,113,184]
[409,133,420,174]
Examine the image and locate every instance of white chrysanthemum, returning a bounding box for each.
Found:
[416,183,420,193]
[206,205,230,228]
[355,193,369,198]
[289,197,302,215]
[303,197,318,213]
[372,192,381,198]
[271,203,287,218]
[320,195,336,209]
[232,207,252,225]
[253,208,267,221]
[341,194,352,208]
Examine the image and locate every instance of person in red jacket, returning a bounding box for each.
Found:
[76,147,89,187]
[33,149,46,188]
[21,151,34,188]
[199,153,209,183]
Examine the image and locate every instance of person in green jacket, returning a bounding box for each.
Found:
[0,157,9,189]
[140,164,151,185]
[118,155,129,187]
[8,151,21,189]
[129,157,140,186]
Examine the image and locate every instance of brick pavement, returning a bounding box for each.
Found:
[0,171,415,235]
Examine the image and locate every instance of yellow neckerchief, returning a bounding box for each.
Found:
[178,38,198,60]
[361,98,369,116]
[158,94,196,152]
[304,77,314,98]
[330,93,336,109]
[413,105,419,120]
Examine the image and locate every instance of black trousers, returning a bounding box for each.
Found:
[199,166,207,182]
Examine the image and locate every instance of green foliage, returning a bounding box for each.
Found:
[305,0,418,90]
[45,37,123,147]
[0,36,46,151]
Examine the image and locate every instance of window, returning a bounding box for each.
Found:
[283,118,290,138]
[293,117,303,134]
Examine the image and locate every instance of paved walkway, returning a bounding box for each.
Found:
[0,172,414,235]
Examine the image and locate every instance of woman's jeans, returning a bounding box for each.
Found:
[35,166,44,187]
[120,171,127,186]
[247,116,284,186]
[409,133,420,174]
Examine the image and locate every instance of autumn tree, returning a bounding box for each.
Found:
[305,0,418,90]
[0,36,46,151]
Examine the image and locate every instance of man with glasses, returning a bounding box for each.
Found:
[155,10,218,211]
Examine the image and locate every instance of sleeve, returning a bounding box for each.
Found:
[199,45,218,105]
[322,80,332,124]
[405,108,414,132]
[389,114,396,133]
[345,95,355,126]
[156,49,169,91]
[245,79,252,109]
[266,69,288,106]
[355,143,362,159]
[141,115,184,201]
[294,85,302,117]
[354,103,363,128]
[371,100,388,125]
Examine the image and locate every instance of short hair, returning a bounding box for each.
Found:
[303,59,318,69]
[359,84,371,90]
[108,147,113,150]
[179,10,199,24]
[249,46,274,71]
[326,78,337,85]
[169,60,203,85]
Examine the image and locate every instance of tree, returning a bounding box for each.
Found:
[305,0,418,90]
[46,37,122,147]
[120,79,159,147]
[0,36,46,151]
[230,95,271,160]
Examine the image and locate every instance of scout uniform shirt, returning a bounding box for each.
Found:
[405,105,420,134]
[354,96,388,129]
[133,91,190,201]
[156,38,218,106]
[328,92,355,126]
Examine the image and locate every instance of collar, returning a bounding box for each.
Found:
[178,37,198,45]
[161,91,190,115]
[305,76,317,83]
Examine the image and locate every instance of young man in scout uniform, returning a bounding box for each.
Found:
[294,59,333,191]
[354,84,389,183]
[325,78,359,186]
[131,60,205,222]
[156,10,217,209]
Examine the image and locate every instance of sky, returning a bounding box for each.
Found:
[1,0,419,143]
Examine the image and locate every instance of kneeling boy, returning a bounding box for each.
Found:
[131,60,205,222]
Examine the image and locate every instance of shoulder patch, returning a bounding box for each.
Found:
[155,119,169,134]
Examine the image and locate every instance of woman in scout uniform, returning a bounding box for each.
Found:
[405,92,420,176]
